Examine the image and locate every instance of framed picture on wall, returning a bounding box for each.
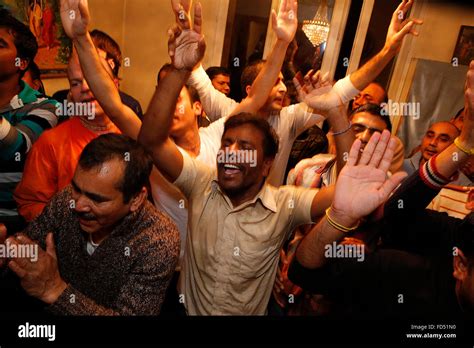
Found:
[452,25,474,66]
[1,0,70,77]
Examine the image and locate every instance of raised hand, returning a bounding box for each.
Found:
[169,0,206,70]
[293,70,340,114]
[385,0,423,54]
[7,233,67,304]
[330,130,408,225]
[271,0,298,44]
[60,0,90,39]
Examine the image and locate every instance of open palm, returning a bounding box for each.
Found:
[60,0,90,39]
[272,0,298,43]
[332,131,408,222]
[169,0,206,70]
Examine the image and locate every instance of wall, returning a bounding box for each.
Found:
[388,0,474,152]
[44,0,229,111]
[389,1,474,119]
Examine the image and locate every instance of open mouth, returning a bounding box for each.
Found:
[223,163,242,175]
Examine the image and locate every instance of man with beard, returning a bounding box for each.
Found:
[1,134,180,315]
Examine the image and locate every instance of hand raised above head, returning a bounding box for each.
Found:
[60,0,90,39]
[168,0,206,70]
[385,0,423,54]
[271,0,298,44]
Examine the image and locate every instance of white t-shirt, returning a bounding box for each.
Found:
[189,65,325,186]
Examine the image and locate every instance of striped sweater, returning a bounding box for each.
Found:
[0,81,58,216]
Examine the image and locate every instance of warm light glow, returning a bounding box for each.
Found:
[302,0,330,47]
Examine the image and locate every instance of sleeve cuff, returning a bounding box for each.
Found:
[333,75,360,104]
[419,156,453,190]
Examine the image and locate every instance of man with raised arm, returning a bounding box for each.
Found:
[187,0,422,186]
[136,0,339,315]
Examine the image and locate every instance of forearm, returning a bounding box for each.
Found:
[189,65,237,120]
[0,118,21,159]
[350,46,395,91]
[434,130,474,178]
[73,34,143,136]
[296,214,354,269]
[140,68,190,147]
[326,106,355,174]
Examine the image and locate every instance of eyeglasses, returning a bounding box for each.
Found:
[351,123,385,135]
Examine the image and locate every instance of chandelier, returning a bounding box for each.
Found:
[302,0,330,47]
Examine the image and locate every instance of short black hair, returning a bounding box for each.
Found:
[350,103,392,132]
[78,134,153,203]
[224,113,279,159]
[90,29,122,77]
[0,8,38,76]
[206,66,230,80]
[240,60,266,97]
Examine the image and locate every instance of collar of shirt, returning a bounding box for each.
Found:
[209,178,278,213]
[2,81,41,113]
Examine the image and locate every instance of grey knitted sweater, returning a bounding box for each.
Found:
[24,186,180,315]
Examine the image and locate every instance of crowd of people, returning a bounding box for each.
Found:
[0,0,473,317]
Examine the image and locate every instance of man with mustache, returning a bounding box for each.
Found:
[1,134,180,315]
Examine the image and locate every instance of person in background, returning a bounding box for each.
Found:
[206,66,231,96]
[52,29,143,120]
[0,9,58,229]
[22,61,45,95]
[14,51,121,222]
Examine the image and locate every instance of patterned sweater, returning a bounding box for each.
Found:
[23,186,180,315]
